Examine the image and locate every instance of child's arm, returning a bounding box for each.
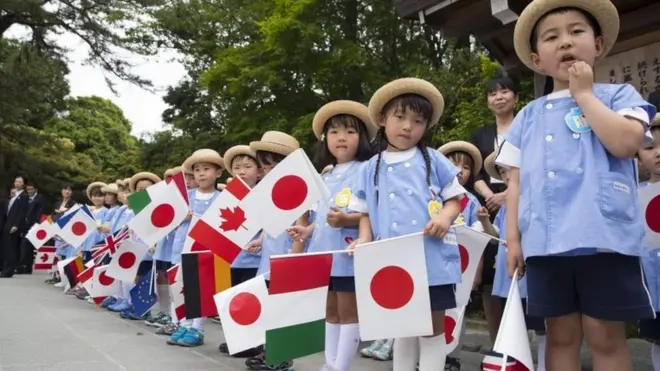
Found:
[347,214,373,254]
[327,207,362,228]
[426,197,461,237]
[505,168,524,278]
[290,213,312,254]
[476,206,498,237]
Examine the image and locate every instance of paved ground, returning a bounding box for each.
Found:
[0,273,653,371]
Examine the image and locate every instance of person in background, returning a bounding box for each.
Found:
[46,183,77,285]
[1,175,30,278]
[16,181,45,274]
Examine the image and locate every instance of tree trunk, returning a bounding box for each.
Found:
[342,0,363,101]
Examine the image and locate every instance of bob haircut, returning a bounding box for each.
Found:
[314,114,373,169]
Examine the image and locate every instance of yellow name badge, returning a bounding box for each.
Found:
[428,200,443,218]
[335,188,352,208]
[455,214,465,225]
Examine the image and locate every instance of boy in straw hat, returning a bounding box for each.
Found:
[497,1,656,369]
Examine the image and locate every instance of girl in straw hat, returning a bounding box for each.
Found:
[639,116,660,369]
[347,78,467,371]
[287,100,375,371]
[166,149,223,347]
[501,0,657,369]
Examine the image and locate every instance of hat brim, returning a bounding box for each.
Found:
[368,78,444,128]
[86,182,107,201]
[484,152,501,181]
[514,0,619,73]
[129,172,162,193]
[164,168,174,179]
[312,100,377,140]
[101,184,119,195]
[249,141,296,157]
[437,141,483,175]
[652,115,660,128]
[182,154,224,174]
[224,146,257,175]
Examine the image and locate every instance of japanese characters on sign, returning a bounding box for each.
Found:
[596,41,660,98]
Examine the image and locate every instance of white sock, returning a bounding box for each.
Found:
[334,324,360,371]
[652,343,660,371]
[156,284,171,315]
[392,337,419,371]
[122,282,133,303]
[418,335,447,371]
[536,334,547,371]
[325,322,340,366]
[180,318,192,328]
[192,318,205,332]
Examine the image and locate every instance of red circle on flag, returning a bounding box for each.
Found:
[370,266,414,310]
[459,244,469,273]
[151,204,176,228]
[646,195,660,233]
[229,292,261,326]
[271,175,308,211]
[99,271,115,286]
[71,221,87,236]
[444,315,457,344]
[118,252,137,269]
[36,229,47,240]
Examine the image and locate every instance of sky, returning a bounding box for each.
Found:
[6,25,187,137]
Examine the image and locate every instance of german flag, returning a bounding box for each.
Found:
[63,256,84,287]
[181,251,231,318]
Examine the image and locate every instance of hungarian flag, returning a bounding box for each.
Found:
[188,177,259,263]
[105,240,149,282]
[167,264,186,321]
[265,253,333,365]
[56,205,97,248]
[241,149,329,238]
[91,226,129,262]
[128,172,189,246]
[26,220,56,249]
[181,251,232,318]
[354,232,433,341]
[91,266,120,305]
[639,181,660,247]
[214,274,270,355]
[62,256,85,287]
[455,226,492,307]
[33,246,57,271]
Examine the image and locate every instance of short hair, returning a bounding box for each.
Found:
[314,114,374,168]
[530,7,601,54]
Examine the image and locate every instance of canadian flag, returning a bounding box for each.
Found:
[241,149,329,238]
[188,177,259,263]
[91,266,120,305]
[354,232,433,340]
[56,205,97,248]
[639,182,660,248]
[182,216,208,254]
[26,220,56,249]
[444,307,466,353]
[33,246,57,271]
[128,172,189,246]
[167,264,186,322]
[105,240,149,282]
[455,226,493,307]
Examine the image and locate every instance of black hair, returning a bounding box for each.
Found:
[314,114,373,169]
[231,154,259,169]
[373,93,434,199]
[14,175,26,187]
[89,187,104,198]
[530,7,602,53]
[256,151,286,167]
[61,183,73,191]
[486,71,519,96]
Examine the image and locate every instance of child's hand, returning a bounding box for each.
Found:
[569,61,594,100]
[184,210,192,221]
[424,214,452,238]
[477,207,490,222]
[506,240,525,279]
[346,238,367,256]
[326,207,346,228]
[245,239,262,253]
[287,225,312,241]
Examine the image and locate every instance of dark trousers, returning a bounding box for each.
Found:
[18,238,35,271]
[1,230,21,275]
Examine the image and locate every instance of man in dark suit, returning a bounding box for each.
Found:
[16,181,45,274]
[1,176,30,278]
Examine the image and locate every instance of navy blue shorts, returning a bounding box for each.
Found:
[329,276,355,292]
[155,260,172,272]
[101,254,112,265]
[639,314,660,340]
[136,261,153,277]
[480,241,498,286]
[429,284,456,311]
[501,298,545,332]
[526,254,655,321]
[231,267,258,287]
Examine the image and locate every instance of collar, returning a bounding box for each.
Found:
[382,147,417,164]
[332,161,355,174]
[545,89,572,101]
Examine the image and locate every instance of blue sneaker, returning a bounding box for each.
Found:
[110,299,131,312]
[167,327,188,345]
[119,308,134,319]
[178,328,204,347]
[100,296,117,308]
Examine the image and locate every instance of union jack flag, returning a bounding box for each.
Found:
[90,227,130,262]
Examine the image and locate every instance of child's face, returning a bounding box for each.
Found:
[327,124,360,163]
[498,167,510,186]
[232,157,261,187]
[118,190,127,204]
[639,130,660,177]
[450,158,472,186]
[185,173,198,189]
[530,9,603,83]
[193,162,222,190]
[92,194,105,206]
[381,107,427,151]
[136,180,154,192]
[104,193,117,205]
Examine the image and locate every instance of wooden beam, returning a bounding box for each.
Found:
[393,0,457,19]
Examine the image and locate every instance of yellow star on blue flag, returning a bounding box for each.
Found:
[130,268,157,316]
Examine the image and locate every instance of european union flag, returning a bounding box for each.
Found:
[130,269,157,316]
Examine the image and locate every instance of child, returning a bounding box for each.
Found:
[218,145,263,356]
[244,131,300,371]
[499,2,656,369]
[639,116,660,370]
[166,149,223,347]
[484,151,546,371]
[437,140,484,371]
[348,78,466,371]
[289,100,376,371]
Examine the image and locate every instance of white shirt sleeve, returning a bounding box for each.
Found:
[495,140,520,169]
[441,177,466,200]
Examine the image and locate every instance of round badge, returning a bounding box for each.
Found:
[428,200,443,218]
[335,188,351,207]
[564,107,591,133]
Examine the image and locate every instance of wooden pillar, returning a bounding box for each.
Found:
[533,72,550,98]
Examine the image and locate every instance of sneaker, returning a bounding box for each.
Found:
[246,352,266,370]
[119,308,135,319]
[126,310,149,321]
[211,316,222,324]
[260,361,294,371]
[109,299,132,312]
[167,327,188,345]
[445,357,461,371]
[318,364,336,371]
[372,339,394,361]
[156,322,178,336]
[75,288,89,300]
[360,339,385,358]
[145,312,166,327]
[178,328,204,347]
[99,296,118,308]
[54,281,65,288]
[45,276,60,284]
[154,314,172,327]
[219,342,229,353]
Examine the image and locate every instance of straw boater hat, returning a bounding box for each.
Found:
[183,149,224,174]
[250,131,300,156]
[513,0,619,72]
[163,168,174,179]
[86,182,107,201]
[321,165,333,176]
[484,149,502,181]
[224,145,257,175]
[652,114,660,128]
[437,141,483,174]
[101,183,119,195]
[368,78,445,128]
[129,172,161,193]
[123,178,131,187]
[312,100,378,141]
[171,166,184,175]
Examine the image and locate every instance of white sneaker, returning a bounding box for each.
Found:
[54,281,65,288]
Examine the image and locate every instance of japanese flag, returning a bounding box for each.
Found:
[91,266,120,305]
[444,307,466,353]
[455,226,493,307]
[26,220,56,249]
[354,232,433,340]
[33,246,57,271]
[105,240,149,282]
[214,274,269,355]
[167,264,186,322]
[639,182,660,248]
[56,206,97,248]
[241,149,329,238]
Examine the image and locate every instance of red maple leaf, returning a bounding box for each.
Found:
[40,254,48,262]
[219,206,247,232]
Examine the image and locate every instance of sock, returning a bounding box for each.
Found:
[392,337,419,371]
[192,318,205,332]
[156,284,171,315]
[447,316,467,358]
[180,318,192,328]
[652,343,660,371]
[536,334,547,371]
[334,324,360,371]
[325,322,340,366]
[418,335,446,371]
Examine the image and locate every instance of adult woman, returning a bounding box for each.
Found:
[46,184,78,285]
[51,184,76,222]
[469,73,518,342]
